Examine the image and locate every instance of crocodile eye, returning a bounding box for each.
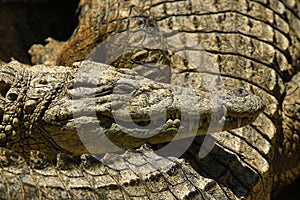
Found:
[232,88,249,97]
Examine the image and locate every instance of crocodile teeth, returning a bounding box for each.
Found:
[174,119,180,126]
[199,120,203,128]
[166,119,173,127]
[189,120,195,131]
[237,118,242,127]
[222,105,228,116]
[162,124,168,130]
[219,116,226,124]
[207,117,211,124]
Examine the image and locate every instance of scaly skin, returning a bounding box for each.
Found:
[0,60,263,161]
[15,0,300,198]
[0,145,231,200]
[29,0,156,66]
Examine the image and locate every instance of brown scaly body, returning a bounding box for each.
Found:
[11,0,300,199]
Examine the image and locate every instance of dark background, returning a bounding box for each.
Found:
[0,0,78,64]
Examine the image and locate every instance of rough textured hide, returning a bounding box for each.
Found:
[0,0,299,199]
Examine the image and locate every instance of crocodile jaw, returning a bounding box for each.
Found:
[42,84,264,156]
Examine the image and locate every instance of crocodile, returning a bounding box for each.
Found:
[0,59,265,199]
[0,60,263,159]
[0,144,235,199]
[1,0,300,199]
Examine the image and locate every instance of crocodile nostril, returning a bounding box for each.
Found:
[39,78,48,84]
[6,88,19,101]
[232,88,249,97]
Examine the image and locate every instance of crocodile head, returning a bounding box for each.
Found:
[42,62,264,157]
[0,61,264,160]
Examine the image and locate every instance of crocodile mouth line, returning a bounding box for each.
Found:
[100,112,259,133]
